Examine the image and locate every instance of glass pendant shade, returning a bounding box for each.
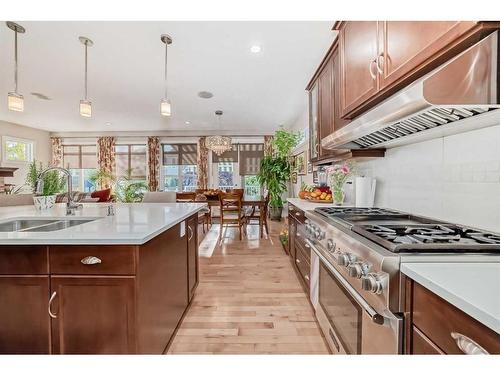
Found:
[8,92,24,112]
[206,136,232,156]
[160,98,171,116]
[79,99,92,118]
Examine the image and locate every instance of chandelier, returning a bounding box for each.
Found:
[206,110,232,156]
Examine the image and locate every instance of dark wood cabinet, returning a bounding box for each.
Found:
[187,215,199,301]
[339,21,380,118]
[380,21,477,88]
[335,20,497,119]
[287,204,310,292]
[0,217,199,354]
[404,277,500,354]
[0,276,50,354]
[318,53,334,159]
[50,276,136,354]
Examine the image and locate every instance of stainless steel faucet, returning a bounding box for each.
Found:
[35,166,83,215]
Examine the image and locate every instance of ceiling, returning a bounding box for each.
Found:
[0,21,335,135]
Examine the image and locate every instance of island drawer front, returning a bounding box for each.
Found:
[288,204,306,224]
[0,246,48,275]
[412,281,500,354]
[49,245,137,275]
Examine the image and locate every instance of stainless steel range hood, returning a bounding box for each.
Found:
[322,31,500,150]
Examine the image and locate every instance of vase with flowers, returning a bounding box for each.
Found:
[326,162,354,205]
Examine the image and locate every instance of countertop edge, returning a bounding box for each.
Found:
[401,264,500,334]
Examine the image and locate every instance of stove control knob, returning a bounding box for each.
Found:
[361,274,383,294]
[347,262,364,279]
[327,239,336,252]
[336,252,354,267]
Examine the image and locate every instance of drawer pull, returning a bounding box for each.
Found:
[295,212,301,217]
[81,256,102,265]
[296,233,301,237]
[296,258,301,264]
[304,274,310,281]
[451,332,489,354]
[48,291,57,319]
[304,243,310,249]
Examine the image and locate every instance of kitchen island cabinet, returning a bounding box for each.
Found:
[0,203,204,354]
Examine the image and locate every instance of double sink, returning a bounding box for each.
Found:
[0,218,98,232]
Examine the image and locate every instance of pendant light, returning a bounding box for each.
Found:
[79,36,93,118]
[6,21,26,112]
[160,34,172,116]
[206,110,232,156]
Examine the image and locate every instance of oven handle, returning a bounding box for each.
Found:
[306,239,385,326]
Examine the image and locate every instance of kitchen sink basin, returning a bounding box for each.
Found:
[0,218,97,232]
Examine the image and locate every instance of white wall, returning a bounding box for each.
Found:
[357,124,500,232]
[0,120,51,187]
[288,97,314,197]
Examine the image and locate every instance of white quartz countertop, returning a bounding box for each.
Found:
[401,262,500,334]
[287,198,339,213]
[0,203,206,245]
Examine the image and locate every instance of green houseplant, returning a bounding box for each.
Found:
[88,169,116,191]
[258,127,300,221]
[114,169,148,203]
[26,161,66,209]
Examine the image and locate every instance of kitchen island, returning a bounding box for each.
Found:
[0,202,206,354]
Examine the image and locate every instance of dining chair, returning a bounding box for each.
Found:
[142,191,176,203]
[218,192,246,242]
[176,192,196,201]
[195,193,212,234]
[226,188,244,196]
[245,192,270,238]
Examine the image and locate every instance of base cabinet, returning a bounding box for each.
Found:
[0,276,50,354]
[0,216,199,354]
[50,276,136,354]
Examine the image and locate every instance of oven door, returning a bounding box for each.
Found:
[316,253,402,354]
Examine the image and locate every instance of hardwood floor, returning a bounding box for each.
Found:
[168,220,329,354]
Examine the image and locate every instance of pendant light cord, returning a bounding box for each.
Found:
[164,42,168,98]
[14,29,18,93]
[84,42,88,100]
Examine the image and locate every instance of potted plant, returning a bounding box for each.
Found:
[88,169,116,191]
[114,169,148,203]
[258,127,299,221]
[26,161,66,210]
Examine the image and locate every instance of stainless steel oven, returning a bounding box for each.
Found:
[311,242,402,354]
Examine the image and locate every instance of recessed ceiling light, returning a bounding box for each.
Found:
[105,122,112,126]
[198,91,213,99]
[250,45,261,53]
[185,121,190,125]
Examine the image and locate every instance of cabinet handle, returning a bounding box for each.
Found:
[188,225,194,241]
[304,243,311,249]
[296,258,301,264]
[304,275,310,281]
[369,59,377,80]
[81,256,102,265]
[376,54,384,75]
[295,212,301,217]
[451,332,489,354]
[296,233,301,237]
[48,291,57,319]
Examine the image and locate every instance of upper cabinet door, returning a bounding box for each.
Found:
[340,21,380,118]
[380,21,477,88]
[318,54,334,157]
[309,83,319,161]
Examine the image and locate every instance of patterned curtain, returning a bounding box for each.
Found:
[264,135,274,157]
[51,137,63,167]
[147,136,161,192]
[97,137,116,189]
[197,137,209,190]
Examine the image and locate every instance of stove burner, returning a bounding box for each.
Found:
[315,207,403,217]
[353,223,500,252]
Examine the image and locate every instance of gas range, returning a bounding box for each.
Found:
[304,206,500,314]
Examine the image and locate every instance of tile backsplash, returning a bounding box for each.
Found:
[357,123,500,232]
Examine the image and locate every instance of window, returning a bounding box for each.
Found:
[115,144,147,180]
[161,144,198,192]
[212,146,239,190]
[2,136,34,163]
[62,145,97,192]
[239,144,263,197]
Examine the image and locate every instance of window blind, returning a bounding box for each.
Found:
[63,145,97,169]
[162,144,197,165]
[238,143,264,175]
[212,145,239,163]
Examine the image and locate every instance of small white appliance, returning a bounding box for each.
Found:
[355,176,376,207]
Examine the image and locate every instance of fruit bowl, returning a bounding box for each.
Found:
[298,183,332,203]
